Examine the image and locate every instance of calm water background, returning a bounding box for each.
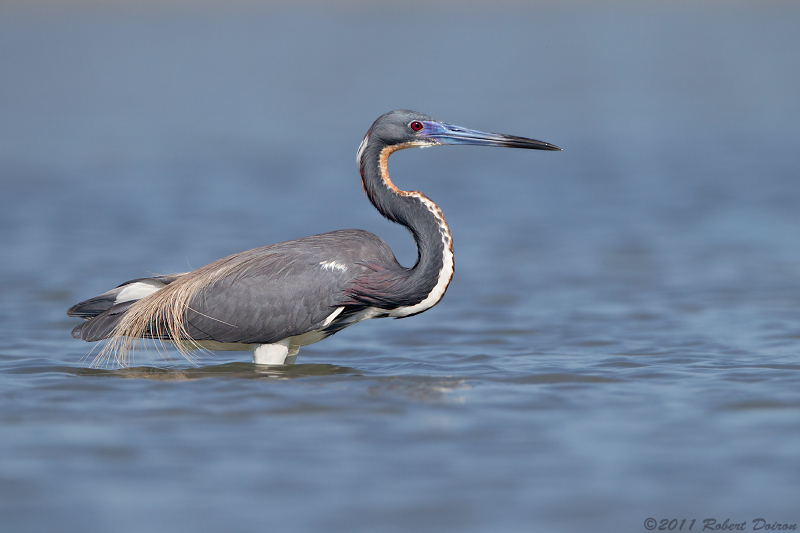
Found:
[1,1,799,531]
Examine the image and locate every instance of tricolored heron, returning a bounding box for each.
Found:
[68,110,560,366]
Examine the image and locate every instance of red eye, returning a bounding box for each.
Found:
[410,121,423,131]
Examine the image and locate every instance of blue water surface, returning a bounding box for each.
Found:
[1,2,799,532]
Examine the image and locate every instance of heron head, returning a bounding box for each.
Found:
[367,109,561,151]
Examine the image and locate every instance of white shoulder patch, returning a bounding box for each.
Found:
[319,261,348,273]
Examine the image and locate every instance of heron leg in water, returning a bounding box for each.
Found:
[252,339,299,365]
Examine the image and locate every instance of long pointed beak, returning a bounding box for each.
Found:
[421,121,561,151]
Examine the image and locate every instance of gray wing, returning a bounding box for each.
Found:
[183,254,359,344]
[180,230,401,344]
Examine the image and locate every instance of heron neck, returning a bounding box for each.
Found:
[358,139,454,310]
